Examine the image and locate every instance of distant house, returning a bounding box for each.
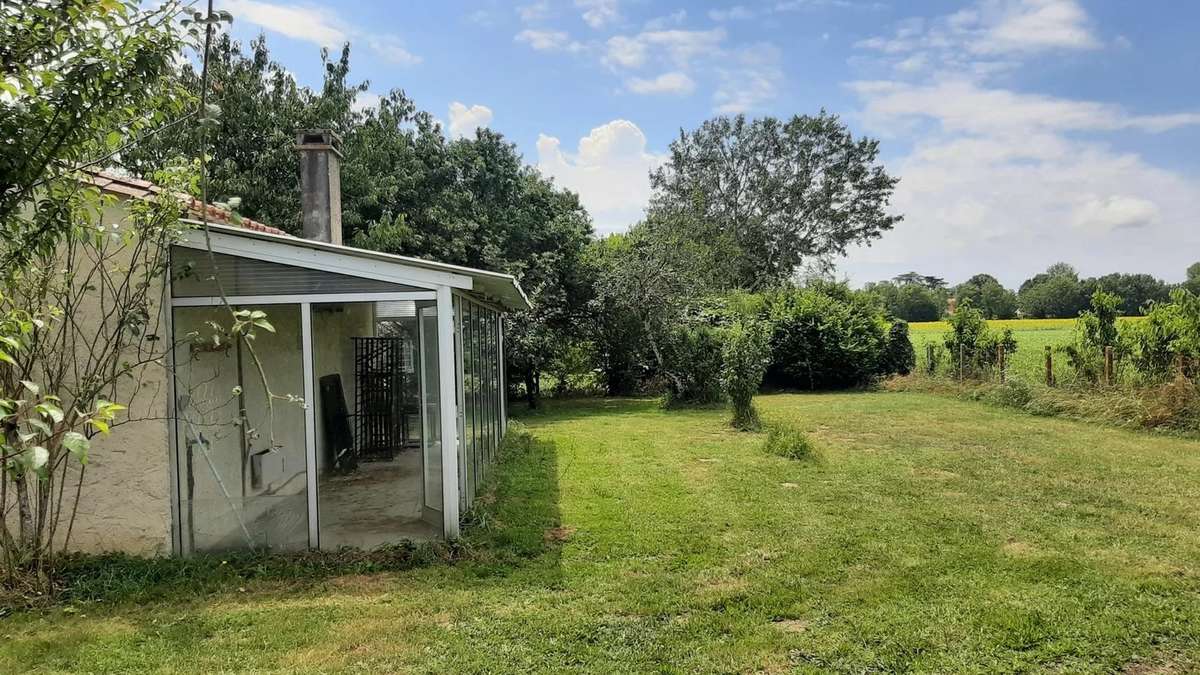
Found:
[69,130,527,555]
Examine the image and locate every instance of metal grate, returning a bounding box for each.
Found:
[353,337,407,462]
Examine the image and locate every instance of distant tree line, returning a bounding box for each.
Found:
[866,262,1199,322]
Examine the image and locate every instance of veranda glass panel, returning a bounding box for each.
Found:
[173,304,308,552]
[460,300,475,504]
[313,302,442,547]
[418,304,443,513]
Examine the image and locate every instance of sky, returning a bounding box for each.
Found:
[214,0,1200,287]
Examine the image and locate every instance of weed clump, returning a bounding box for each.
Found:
[764,423,816,460]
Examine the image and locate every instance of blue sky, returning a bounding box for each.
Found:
[217,0,1200,286]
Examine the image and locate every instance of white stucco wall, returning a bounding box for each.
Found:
[43,201,173,556]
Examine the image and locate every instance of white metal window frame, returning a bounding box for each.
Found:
[448,291,510,514]
[165,236,476,552]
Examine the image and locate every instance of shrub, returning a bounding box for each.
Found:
[722,319,771,430]
[880,320,916,376]
[1058,290,1124,383]
[1125,289,1200,383]
[943,300,1016,377]
[764,284,889,390]
[661,322,726,405]
[764,422,815,460]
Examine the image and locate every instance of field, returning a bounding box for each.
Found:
[908,317,1145,384]
[4,393,1200,673]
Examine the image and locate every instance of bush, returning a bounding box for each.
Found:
[722,319,771,430]
[764,284,889,390]
[661,322,725,405]
[1058,290,1123,383]
[881,320,916,376]
[943,300,1016,377]
[763,422,816,460]
[1125,289,1200,383]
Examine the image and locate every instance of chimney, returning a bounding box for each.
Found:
[296,129,343,245]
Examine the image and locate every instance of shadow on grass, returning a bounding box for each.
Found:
[12,424,564,614]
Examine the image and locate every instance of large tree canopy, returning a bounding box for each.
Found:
[649,112,901,290]
[124,34,594,405]
[954,274,1018,320]
[1,0,188,266]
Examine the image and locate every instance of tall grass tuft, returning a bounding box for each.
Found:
[764,422,816,460]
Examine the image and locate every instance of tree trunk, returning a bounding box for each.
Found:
[14,474,34,564]
[524,368,539,409]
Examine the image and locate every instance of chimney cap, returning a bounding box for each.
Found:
[295,129,343,157]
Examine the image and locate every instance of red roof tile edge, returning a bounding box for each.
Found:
[80,168,291,237]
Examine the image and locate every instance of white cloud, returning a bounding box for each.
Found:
[855,0,1100,76]
[515,29,583,52]
[837,0,1200,286]
[448,102,494,139]
[851,79,1200,137]
[713,43,784,113]
[981,0,1101,53]
[352,91,382,114]
[643,10,687,31]
[709,5,756,21]
[576,0,620,29]
[603,28,727,70]
[536,120,665,233]
[1071,195,1160,232]
[366,37,422,66]
[221,0,421,66]
[517,1,551,23]
[221,0,347,46]
[627,71,696,95]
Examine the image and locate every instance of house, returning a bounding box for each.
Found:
[67,130,527,555]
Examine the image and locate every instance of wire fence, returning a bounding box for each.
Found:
[915,343,1194,389]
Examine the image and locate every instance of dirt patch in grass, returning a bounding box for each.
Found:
[771,618,810,634]
[1123,653,1187,674]
[543,526,576,543]
[1001,540,1037,557]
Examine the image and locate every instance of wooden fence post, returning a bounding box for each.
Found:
[1044,345,1054,387]
[1103,346,1114,387]
[997,344,1006,384]
[959,344,964,383]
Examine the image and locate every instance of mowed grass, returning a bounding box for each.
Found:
[4,393,1200,672]
[909,317,1146,384]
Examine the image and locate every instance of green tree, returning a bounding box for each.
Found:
[943,301,1017,376]
[722,318,771,430]
[866,280,943,322]
[122,34,371,236]
[1084,273,1169,316]
[1187,262,1200,295]
[1,0,189,265]
[954,274,1018,319]
[1018,263,1088,318]
[1059,290,1123,382]
[0,0,192,588]
[649,112,901,289]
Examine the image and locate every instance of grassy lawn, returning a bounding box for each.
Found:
[4,392,1200,672]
